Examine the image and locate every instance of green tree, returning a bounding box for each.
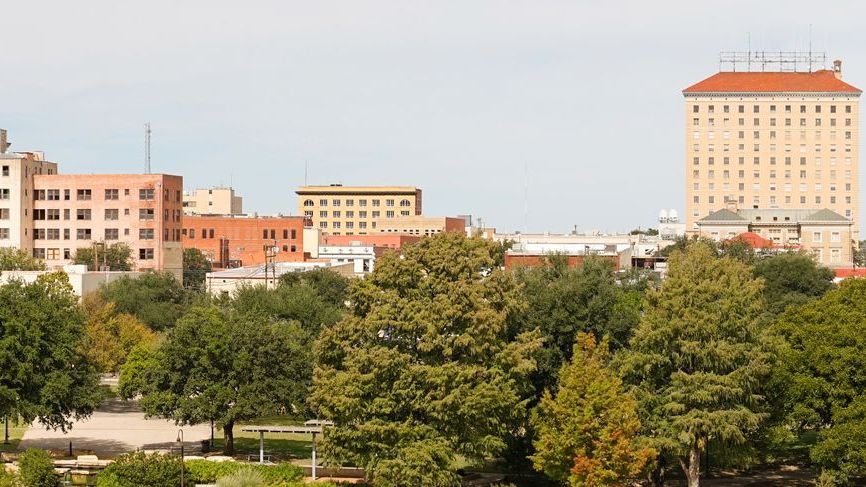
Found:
[771,279,866,482]
[231,279,344,339]
[17,449,58,487]
[618,243,773,487]
[0,273,102,432]
[97,272,188,330]
[531,333,655,486]
[753,252,834,316]
[309,233,540,487]
[277,268,350,308]
[510,254,642,396]
[0,247,45,270]
[119,305,311,455]
[182,248,212,291]
[73,242,133,271]
[853,240,866,268]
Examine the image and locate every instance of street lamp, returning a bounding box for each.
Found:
[176,429,184,487]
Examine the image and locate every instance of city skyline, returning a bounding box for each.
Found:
[4,0,866,233]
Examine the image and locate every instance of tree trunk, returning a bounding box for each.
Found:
[679,443,701,487]
[649,454,667,486]
[223,421,235,456]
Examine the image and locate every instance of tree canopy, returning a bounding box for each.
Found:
[0,247,45,271]
[119,304,311,455]
[81,297,157,373]
[182,248,212,291]
[97,272,188,330]
[618,243,773,487]
[73,242,133,271]
[0,273,101,431]
[753,252,835,316]
[310,233,540,486]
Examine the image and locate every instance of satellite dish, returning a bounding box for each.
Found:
[659,209,669,222]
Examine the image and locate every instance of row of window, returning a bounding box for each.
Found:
[311,210,410,219]
[30,247,155,260]
[303,198,412,208]
[179,228,299,240]
[693,118,854,128]
[693,194,853,209]
[692,130,853,140]
[692,170,854,181]
[692,143,854,153]
[31,228,182,241]
[319,221,373,229]
[0,165,55,177]
[693,104,853,114]
[694,182,853,196]
[693,156,853,166]
[32,188,178,202]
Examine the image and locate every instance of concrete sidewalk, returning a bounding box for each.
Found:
[19,398,210,456]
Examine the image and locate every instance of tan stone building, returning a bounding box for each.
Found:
[695,208,853,267]
[683,62,861,240]
[296,185,422,235]
[183,187,243,215]
[374,215,465,236]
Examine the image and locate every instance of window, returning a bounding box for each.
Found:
[386,210,395,218]
[139,208,155,220]
[319,210,327,218]
[319,221,327,229]
[105,209,119,220]
[303,199,314,207]
[346,211,354,218]
[372,199,380,207]
[139,248,154,260]
[319,199,327,206]
[33,248,46,259]
[46,248,59,260]
[1,166,7,177]
[372,211,380,218]
[76,228,92,240]
[209,229,214,238]
[0,228,7,239]
[693,105,699,113]
[77,189,92,200]
[34,190,46,200]
[105,228,119,240]
[813,231,823,243]
[76,209,91,220]
[332,211,341,218]
[139,189,154,200]
[139,229,155,240]
[46,189,59,200]
[0,189,9,200]
[359,222,367,229]
[105,189,119,200]
[34,229,46,240]
[188,228,195,239]
[831,232,841,243]
[359,211,367,218]
[359,199,367,207]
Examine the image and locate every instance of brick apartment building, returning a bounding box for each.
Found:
[0,132,184,278]
[182,215,306,268]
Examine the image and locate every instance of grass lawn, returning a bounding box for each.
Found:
[0,417,27,452]
[210,418,315,461]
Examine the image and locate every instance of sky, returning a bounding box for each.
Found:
[3,0,866,233]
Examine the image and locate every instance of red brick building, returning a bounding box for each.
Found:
[182,215,305,268]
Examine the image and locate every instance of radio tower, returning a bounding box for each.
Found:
[144,123,152,174]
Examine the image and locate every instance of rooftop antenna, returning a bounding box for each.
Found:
[523,161,528,234]
[808,24,813,72]
[144,123,152,174]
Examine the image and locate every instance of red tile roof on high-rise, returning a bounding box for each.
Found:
[683,70,861,94]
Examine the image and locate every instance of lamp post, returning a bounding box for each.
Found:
[176,428,184,487]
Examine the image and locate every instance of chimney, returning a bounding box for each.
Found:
[0,129,7,154]
[833,59,843,79]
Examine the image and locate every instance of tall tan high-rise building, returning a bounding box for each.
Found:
[296,185,422,235]
[683,60,861,240]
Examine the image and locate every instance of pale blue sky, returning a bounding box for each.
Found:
[3,1,865,232]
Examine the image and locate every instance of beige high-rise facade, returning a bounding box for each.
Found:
[683,61,861,240]
[183,187,243,215]
[296,185,422,235]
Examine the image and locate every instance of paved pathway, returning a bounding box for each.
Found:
[19,398,210,457]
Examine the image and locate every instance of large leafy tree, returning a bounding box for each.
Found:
[0,247,45,270]
[510,254,642,396]
[618,243,773,487]
[182,248,212,291]
[0,273,101,431]
[753,252,834,316]
[277,268,350,308]
[119,304,310,455]
[73,242,133,271]
[771,279,866,481]
[97,272,188,330]
[309,233,540,487]
[531,333,655,486]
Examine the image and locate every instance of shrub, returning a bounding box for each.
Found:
[0,467,17,487]
[95,451,181,487]
[216,467,265,487]
[186,460,303,485]
[17,449,58,487]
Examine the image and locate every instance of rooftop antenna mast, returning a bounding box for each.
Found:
[144,123,152,174]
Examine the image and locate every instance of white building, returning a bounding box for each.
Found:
[317,245,379,277]
[205,261,354,297]
[0,264,141,298]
